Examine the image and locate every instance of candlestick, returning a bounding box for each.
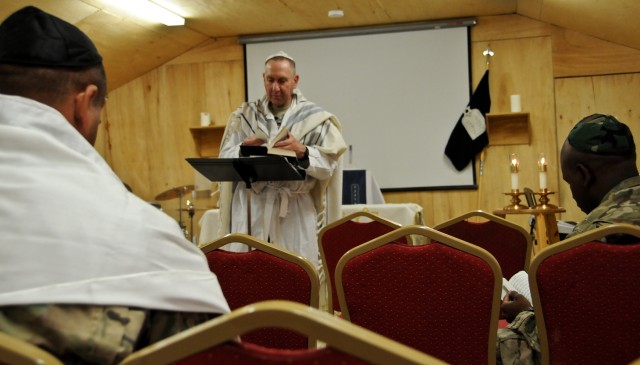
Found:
[538,153,547,190]
[534,189,558,209]
[510,153,519,191]
[503,190,528,210]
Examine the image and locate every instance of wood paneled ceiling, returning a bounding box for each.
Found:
[2,0,639,91]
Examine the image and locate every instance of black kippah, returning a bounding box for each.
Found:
[0,6,102,68]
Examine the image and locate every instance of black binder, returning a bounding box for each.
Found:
[342,169,367,204]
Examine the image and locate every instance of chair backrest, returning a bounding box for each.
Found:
[318,211,405,313]
[120,300,449,365]
[0,331,64,365]
[529,224,640,365]
[335,225,501,365]
[201,233,319,349]
[433,210,532,278]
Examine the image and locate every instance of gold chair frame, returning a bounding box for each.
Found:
[120,300,449,365]
[335,225,502,365]
[529,223,640,365]
[318,210,402,312]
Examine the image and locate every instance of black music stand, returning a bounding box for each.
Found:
[186,156,305,235]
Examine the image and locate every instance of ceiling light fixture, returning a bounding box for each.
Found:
[328,9,344,18]
[110,0,185,26]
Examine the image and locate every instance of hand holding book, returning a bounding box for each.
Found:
[500,270,534,323]
[241,128,301,158]
[500,270,532,303]
[266,128,298,157]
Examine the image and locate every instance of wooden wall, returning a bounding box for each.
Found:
[96,14,640,234]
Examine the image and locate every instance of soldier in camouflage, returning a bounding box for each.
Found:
[497,113,639,364]
[0,7,229,364]
[562,113,640,241]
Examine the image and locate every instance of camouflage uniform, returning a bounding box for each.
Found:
[567,176,640,242]
[0,305,215,365]
[496,177,640,365]
[497,114,639,364]
[496,311,540,365]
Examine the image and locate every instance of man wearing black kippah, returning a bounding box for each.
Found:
[0,6,229,364]
[496,113,640,364]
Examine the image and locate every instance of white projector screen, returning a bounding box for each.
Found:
[244,24,475,191]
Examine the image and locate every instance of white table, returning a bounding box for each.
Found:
[198,209,221,245]
[199,203,425,244]
[341,203,425,226]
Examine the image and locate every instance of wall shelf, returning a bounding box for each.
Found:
[190,126,225,157]
[486,112,530,145]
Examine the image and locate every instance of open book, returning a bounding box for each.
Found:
[501,270,532,304]
[241,127,296,158]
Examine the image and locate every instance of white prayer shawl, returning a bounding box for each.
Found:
[217,90,347,269]
[0,94,230,314]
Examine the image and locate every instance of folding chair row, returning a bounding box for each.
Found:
[120,300,449,365]
[319,210,532,314]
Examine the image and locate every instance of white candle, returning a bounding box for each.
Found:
[510,153,519,190]
[510,95,521,113]
[200,112,211,126]
[511,172,519,191]
[538,154,548,190]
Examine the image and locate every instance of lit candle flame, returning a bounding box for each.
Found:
[510,153,519,173]
[538,154,547,172]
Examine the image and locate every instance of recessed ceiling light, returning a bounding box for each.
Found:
[328,9,344,18]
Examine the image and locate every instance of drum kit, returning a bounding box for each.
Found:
[154,184,207,242]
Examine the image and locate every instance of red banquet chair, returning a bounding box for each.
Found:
[119,300,449,365]
[530,223,640,365]
[318,210,406,313]
[201,233,319,349]
[335,225,501,365]
[433,210,532,278]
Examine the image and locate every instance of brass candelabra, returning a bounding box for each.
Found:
[503,189,558,210]
[503,189,528,210]
[534,189,558,209]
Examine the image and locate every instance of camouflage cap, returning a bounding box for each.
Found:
[567,114,635,155]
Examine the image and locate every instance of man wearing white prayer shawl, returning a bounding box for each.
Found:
[218,51,347,274]
[0,6,229,365]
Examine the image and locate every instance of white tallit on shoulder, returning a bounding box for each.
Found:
[0,94,230,314]
[217,90,347,237]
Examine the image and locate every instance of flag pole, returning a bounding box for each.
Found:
[478,46,494,210]
[479,46,494,175]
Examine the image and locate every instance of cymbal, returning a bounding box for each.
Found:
[154,185,195,201]
[175,208,209,212]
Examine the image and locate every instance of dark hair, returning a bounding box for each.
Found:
[0,63,107,107]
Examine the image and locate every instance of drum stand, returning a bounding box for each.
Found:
[154,185,195,240]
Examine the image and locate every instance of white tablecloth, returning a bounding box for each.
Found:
[198,209,221,245]
[340,203,424,226]
[199,203,425,244]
